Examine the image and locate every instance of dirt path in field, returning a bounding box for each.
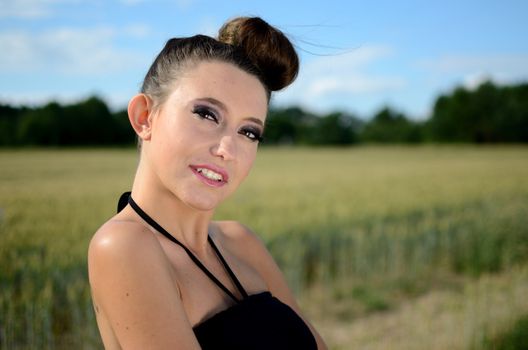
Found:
[314,266,528,350]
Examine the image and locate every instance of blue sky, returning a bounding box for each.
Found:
[1,0,527,120]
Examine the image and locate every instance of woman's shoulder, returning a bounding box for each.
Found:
[212,220,267,255]
[212,221,328,349]
[87,216,199,349]
[211,221,276,277]
[87,215,176,297]
[212,220,257,240]
[89,215,162,261]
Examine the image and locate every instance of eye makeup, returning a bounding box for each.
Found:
[192,105,219,123]
[191,100,264,142]
[239,126,263,142]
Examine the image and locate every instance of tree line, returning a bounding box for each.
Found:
[1,80,527,147]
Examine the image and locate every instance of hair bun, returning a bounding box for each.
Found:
[218,17,299,92]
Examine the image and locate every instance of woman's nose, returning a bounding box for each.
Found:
[213,135,236,161]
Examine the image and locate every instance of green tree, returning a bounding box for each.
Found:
[60,96,113,145]
[428,81,528,143]
[110,110,136,145]
[310,112,359,145]
[264,107,317,145]
[17,102,62,145]
[0,104,27,145]
[361,107,422,143]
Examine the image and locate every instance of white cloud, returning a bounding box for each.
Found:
[463,72,493,90]
[195,16,221,37]
[0,89,135,111]
[0,0,80,19]
[122,23,152,39]
[174,0,195,10]
[0,0,51,18]
[304,73,405,97]
[421,54,528,73]
[0,90,85,107]
[303,45,394,74]
[118,0,145,5]
[419,53,528,88]
[0,26,150,75]
[118,0,195,9]
[276,45,406,111]
[118,0,196,8]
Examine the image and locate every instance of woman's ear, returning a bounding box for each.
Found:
[128,94,154,141]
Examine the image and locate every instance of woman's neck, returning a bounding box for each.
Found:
[129,165,216,255]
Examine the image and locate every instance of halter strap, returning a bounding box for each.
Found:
[122,192,248,303]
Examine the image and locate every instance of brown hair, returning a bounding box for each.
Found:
[140,16,299,109]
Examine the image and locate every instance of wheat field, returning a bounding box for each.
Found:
[1,145,527,349]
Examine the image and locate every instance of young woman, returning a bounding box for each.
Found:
[88,16,327,349]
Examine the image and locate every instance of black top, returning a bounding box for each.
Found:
[117,192,317,350]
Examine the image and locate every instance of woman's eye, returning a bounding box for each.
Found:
[240,128,263,142]
[193,106,218,123]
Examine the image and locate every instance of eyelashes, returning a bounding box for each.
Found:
[192,105,263,142]
[240,126,264,142]
[192,105,218,122]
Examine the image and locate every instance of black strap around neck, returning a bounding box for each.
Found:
[123,193,248,303]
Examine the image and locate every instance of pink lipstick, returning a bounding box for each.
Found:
[190,164,229,188]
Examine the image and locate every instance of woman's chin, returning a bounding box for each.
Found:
[180,192,224,212]
[187,201,218,212]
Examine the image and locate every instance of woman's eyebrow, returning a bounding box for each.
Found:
[198,97,228,112]
[244,116,264,127]
[198,97,264,127]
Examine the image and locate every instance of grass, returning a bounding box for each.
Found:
[483,314,528,350]
[0,145,527,349]
[315,264,528,350]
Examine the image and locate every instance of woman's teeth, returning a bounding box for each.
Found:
[197,168,223,182]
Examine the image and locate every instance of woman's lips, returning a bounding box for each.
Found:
[190,164,229,187]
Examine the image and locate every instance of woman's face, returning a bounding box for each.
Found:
[144,60,268,211]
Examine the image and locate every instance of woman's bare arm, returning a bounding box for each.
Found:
[88,220,201,350]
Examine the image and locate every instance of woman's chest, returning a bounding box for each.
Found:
[158,239,268,326]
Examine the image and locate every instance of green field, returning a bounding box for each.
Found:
[1,146,527,349]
